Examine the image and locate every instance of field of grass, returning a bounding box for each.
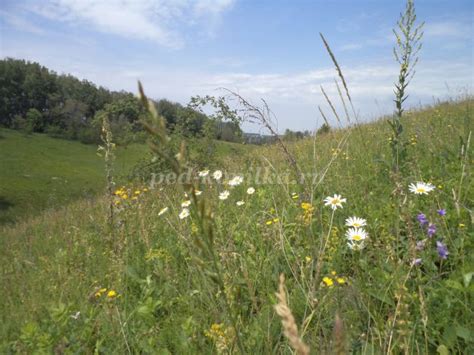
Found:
[1,100,473,353]
[0,129,246,225]
[0,128,150,224]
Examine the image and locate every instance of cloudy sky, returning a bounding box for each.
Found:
[1,0,472,132]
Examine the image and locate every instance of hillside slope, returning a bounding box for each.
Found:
[0,128,148,224]
[1,99,472,353]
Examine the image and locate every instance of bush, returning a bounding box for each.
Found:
[44,125,65,139]
[25,108,44,132]
[11,114,29,132]
[316,123,330,135]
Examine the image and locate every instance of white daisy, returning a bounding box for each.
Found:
[213,170,223,180]
[228,176,244,187]
[198,170,209,177]
[179,208,190,219]
[194,190,202,196]
[324,194,347,210]
[236,201,245,206]
[409,182,435,195]
[181,200,191,207]
[158,207,169,216]
[219,190,230,200]
[247,187,255,195]
[345,227,368,242]
[345,216,367,228]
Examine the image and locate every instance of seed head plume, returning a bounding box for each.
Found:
[332,312,346,355]
[274,274,310,355]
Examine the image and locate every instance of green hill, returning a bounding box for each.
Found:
[0,128,250,224]
[1,100,472,353]
[0,128,149,224]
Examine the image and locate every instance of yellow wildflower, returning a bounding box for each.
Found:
[95,287,107,298]
[205,323,225,338]
[322,277,334,287]
[301,202,314,225]
[204,323,233,353]
[107,290,117,298]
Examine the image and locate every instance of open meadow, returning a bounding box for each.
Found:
[1,98,472,353]
[1,0,473,353]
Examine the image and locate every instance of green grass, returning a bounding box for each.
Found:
[0,129,249,224]
[0,128,149,224]
[0,100,472,353]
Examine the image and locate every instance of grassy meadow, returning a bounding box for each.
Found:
[1,98,472,353]
[0,128,149,224]
[0,129,247,225]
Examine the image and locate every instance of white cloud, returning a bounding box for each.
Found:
[0,10,46,35]
[424,20,472,39]
[27,0,235,48]
[194,0,235,16]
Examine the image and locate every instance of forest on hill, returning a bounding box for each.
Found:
[0,58,243,145]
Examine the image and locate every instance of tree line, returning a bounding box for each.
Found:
[0,58,242,144]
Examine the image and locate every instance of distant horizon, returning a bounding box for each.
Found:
[1,0,472,132]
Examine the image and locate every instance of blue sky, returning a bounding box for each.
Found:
[1,0,472,132]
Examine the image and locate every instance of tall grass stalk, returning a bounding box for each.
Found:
[390,0,424,173]
[389,0,424,252]
[98,113,116,241]
[225,89,307,191]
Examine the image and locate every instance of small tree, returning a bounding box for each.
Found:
[25,108,43,133]
[316,123,330,136]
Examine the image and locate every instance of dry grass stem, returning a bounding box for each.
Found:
[274,274,310,355]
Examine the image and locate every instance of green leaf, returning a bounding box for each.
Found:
[443,326,456,346]
[463,272,473,288]
[445,279,464,291]
[455,326,472,342]
[437,344,449,355]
